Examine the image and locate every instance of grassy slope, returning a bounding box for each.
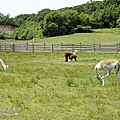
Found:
[35,32,120,44]
[1,28,120,44]
[0,51,120,119]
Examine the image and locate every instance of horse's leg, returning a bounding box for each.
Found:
[101,78,105,86]
[116,73,120,86]
[68,58,72,62]
[74,57,76,61]
[105,71,110,77]
[94,68,102,81]
[101,70,105,86]
[65,56,68,62]
[96,73,101,80]
[101,71,110,86]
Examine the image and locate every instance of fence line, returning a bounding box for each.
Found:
[0,43,120,53]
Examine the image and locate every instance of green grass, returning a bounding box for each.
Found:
[0,28,120,44]
[1,51,120,119]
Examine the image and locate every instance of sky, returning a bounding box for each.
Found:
[1,0,102,17]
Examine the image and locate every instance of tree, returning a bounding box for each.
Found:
[63,10,80,34]
[42,10,81,37]
[37,9,51,22]
[79,13,90,26]
[42,11,65,37]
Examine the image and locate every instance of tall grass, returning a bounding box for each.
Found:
[0,51,120,119]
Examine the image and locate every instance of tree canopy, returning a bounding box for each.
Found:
[0,0,120,39]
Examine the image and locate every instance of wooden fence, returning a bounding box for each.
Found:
[0,43,120,53]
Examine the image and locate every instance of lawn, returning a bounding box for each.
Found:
[0,51,120,120]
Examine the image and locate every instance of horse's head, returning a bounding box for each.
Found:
[4,65,8,71]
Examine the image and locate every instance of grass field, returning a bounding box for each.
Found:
[1,51,120,120]
[0,30,120,119]
[0,28,120,44]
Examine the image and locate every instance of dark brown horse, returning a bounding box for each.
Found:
[65,52,73,62]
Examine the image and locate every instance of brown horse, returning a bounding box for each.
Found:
[65,52,73,62]
[64,50,78,62]
[69,54,77,62]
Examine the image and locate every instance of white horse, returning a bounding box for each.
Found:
[94,59,120,86]
[0,59,8,71]
[73,50,78,55]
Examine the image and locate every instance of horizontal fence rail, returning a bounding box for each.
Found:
[0,43,120,53]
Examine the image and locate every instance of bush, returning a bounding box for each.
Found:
[0,33,5,39]
[75,25,92,33]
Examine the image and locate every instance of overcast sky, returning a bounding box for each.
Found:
[1,0,102,17]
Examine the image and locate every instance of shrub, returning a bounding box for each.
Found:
[0,33,5,39]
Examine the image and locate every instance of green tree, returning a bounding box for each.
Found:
[42,10,80,36]
[63,10,80,34]
[90,10,104,28]
[37,9,51,22]
[79,13,90,26]
[43,11,65,37]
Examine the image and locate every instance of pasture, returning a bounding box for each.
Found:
[1,51,120,119]
[0,28,120,44]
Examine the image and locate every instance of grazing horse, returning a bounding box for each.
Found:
[0,59,8,71]
[65,50,78,62]
[68,54,77,62]
[65,53,73,62]
[94,59,120,86]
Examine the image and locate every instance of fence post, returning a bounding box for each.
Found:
[118,43,120,53]
[98,43,101,51]
[116,43,118,53]
[52,44,54,52]
[116,43,120,53]
[61,43,63,51]
[11,44,15,52]
[26,43,28,52]
[32,44,34,52]
[0,43,1,51]
[93,43,95,53]
[44,43,45,51]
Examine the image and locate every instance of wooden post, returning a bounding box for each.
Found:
[32,44,34,52]
[12,44,15,52]
[44,43,45,51]
[98,43,101,51]
[116,43,118,53]
[61,43,63,51]
[0,43,2,51]
[94,43,96,53]
[118,43,120,53]
[116,43,120,53]
[52,44,54,52]
[26,43,28,51]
